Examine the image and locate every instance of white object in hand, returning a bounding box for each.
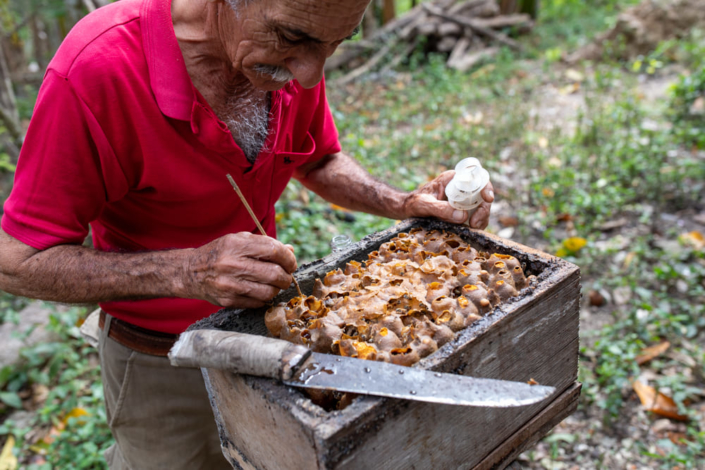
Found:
[445,158,491,213]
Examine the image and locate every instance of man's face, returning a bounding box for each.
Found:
[222,0,369,90]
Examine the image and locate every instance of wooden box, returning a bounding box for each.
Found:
[191,219,581,470]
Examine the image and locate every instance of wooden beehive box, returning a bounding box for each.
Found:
[191,219,581,470]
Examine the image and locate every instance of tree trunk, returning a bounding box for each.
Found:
[0,42,22,159]
[501,0,539,18]
[363,2,378,38]
[382,0,396,25]
[520,0,539,18]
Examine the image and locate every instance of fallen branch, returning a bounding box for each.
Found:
[423,3,523,52]
[473,13,533,29]
[448,46,498,72]
[324,41,377,73]
[447,0,491,16]
[379,38,421,75]
[334,37,398,86]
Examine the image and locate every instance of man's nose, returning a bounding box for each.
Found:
[285,45,330,89]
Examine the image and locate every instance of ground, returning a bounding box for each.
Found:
[1,1,704,469]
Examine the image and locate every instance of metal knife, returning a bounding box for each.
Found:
[169,330,554,407]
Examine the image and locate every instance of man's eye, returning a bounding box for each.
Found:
[280,34,303,45]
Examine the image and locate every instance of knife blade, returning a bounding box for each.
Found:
[169,330,555,407]
[286,352,554,407]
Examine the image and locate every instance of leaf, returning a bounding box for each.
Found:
[563,237,587,252]
[0,392,22,409]
[565,69,585,82]
[680,231,705,250]
[62,407,90,425]
[0,436,18,470]
[635,341,670,365]
[329,204,351,213]
[632,380,688,421]
[558,83,580,95]
[498,216,519,227]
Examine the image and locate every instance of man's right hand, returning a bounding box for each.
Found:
[183,232,298,308]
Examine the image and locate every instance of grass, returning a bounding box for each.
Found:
[2,0,705,468]
[0,306,112,469]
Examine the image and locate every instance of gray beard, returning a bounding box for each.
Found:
[224,92,271,163]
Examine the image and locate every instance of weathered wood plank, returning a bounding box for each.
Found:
[205,370,319,470]
[476,382,582,470]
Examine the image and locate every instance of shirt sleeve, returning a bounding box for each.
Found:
[2,70,122,250]
[306,75,342,163]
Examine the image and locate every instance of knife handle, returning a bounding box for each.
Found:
[168,330,311,381]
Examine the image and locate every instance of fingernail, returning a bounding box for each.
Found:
[487,190,495,201]
[452,210,466,222]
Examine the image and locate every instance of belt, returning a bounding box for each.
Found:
[99,310,178,357]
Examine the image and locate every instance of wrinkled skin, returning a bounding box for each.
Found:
[186,232,298,307]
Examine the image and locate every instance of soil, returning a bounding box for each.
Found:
[568,0,705,63]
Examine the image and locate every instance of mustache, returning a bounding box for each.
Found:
[253,64,295,83]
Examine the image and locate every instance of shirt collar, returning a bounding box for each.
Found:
[141,0,194,121]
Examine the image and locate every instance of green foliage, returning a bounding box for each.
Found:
[669,63,705,149]
[275,183,393,263]
[0,292,29,325]
[521,72,705,234]
[533,0,641,53]
[0,306,112,469]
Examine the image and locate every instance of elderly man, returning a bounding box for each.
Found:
[0,0,493,467]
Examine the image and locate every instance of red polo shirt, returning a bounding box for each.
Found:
[2,0,341,333]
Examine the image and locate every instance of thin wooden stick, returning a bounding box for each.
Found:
[226,174,304,298]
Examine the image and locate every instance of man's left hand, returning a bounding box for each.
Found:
[402,171,495,229]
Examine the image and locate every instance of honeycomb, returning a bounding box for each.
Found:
[265,228,536,369]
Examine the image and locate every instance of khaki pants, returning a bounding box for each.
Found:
[98,314,231,470]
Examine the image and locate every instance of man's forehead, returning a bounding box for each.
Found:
[264,0,369,38]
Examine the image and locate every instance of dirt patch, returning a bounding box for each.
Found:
[568,0,705,62]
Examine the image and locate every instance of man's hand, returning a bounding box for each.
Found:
[183,232,298,308]
[297,153,494,229]
[402,171,495,229]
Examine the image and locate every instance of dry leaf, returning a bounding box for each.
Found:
[39,407,91,446]
[558,83,580,95]
[636,341,671,365]
[31,384,49,406]
[667,431,689,445]
[498,216,519,227]
[563,237,587,252]
[0,436,18,470]
[62,407,89,425]
[588,290,606,307]
[538,136,549,148]
[329,204,351,213]
[632,380,688,421]
[680,231,705,250]
[623,251,636,268]
[547,157,562,168]
[565,69,585,82]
